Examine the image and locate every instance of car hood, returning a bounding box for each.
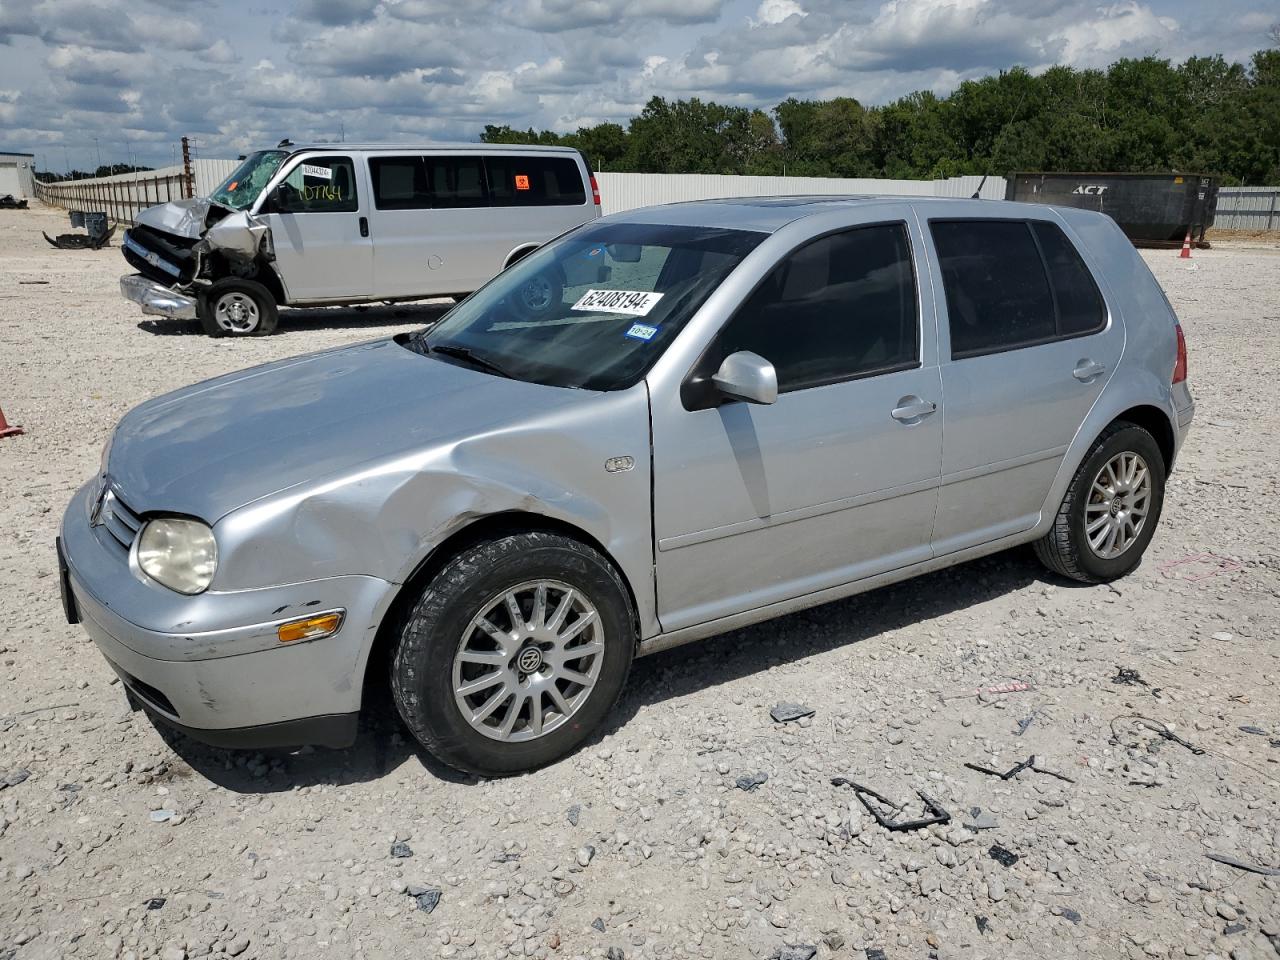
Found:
[106,338,585,522]
[134,197,219,240]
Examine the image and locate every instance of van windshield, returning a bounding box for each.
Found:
[209,151,289,210]
[417,222,766,391]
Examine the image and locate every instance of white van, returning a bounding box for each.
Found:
[119,143,601,337]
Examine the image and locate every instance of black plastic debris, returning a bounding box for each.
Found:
[1110,714,1205,755]
[1061,908,1082,924]
[831,778,949,832]
[736,772,769,791]
[1223,923,1246,936]
[866,949,888,960]
[769,945,817,960]
[145,897,166,910]
[0,194,28,209]
[1112,666,1147,686]
[989,845,1019,867]
[1204,852,1280,877]
[966,755,1075,784]
[770,703,815,724]
[406,884,441,913]
[975,916,990,934]
[1239,725,1267,736]
[43,211,115,250]
[492,852,520,863]
[567,803,581,826]
[390,841,413,859]
[591,917,606,933]
[0,769,30,790]
[606,947,625,960]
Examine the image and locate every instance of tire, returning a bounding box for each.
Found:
[1034,422,1166,583]
[505,265,564,320]
[391,532,636,777]
[198,278,278,338]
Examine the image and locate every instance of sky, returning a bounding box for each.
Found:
[0,0,1275,171]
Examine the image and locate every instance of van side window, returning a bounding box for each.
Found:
[369,157,429,210]
[275,156,358,213]
[714,222,919,393]
[486,156,587,207]
[1031,221,1107,336]
[427,156,488,208]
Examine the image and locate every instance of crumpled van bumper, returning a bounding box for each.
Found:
[120,273,198,320]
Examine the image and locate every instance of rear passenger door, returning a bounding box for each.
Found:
[923,215,1122,554]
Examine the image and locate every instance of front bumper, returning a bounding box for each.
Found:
[60,482,393,749]
[120,273,198,320]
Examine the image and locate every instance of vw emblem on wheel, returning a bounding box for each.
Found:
[517,647,543,673]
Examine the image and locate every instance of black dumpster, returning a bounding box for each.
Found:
[1004,172,1218,246]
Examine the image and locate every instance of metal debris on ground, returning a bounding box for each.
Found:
[591,918,606,933]
[965,755,1076,784]
[831,778,950,832]
[1238,725,1268,736]
[769,702,815,723]
[975,916,990,934]
[390,841,413,858]
[735,772,769,791]
[145,898,166,910]
[406,884,442,913]
[989,844,1020,867]
[963,808,1000,832]
[1110,714,1205,755]
[1111,666,1155,690]
[1204,852,1280,877]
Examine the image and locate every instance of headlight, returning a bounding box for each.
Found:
[136,518,218,595]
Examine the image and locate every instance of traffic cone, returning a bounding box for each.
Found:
[1179,227,1192,259]
[0,404,24,439]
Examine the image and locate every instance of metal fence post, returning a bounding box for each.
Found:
[1268,191,1277,233]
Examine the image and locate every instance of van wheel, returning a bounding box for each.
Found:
[391,532,635,777]
[1034,422,1166,583]
[506,267,563,319]
[198,278,278,337]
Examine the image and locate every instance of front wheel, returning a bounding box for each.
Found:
[198,278,278,338]
[1034,422,1167,583]
[391,532,635,776]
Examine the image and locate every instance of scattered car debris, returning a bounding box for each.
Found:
[866,949,888,960]
[567,803,581,826]
[989,844,1019,867]
[1223,923,1246,936]
[0,194,28,209]
[942,680,1033,702]
[492,852,520,863]
[975,916,990,934]
[831,778,950,832]
[1158,552,1244,582]
[591,918,606,933]
[965,754,1076,784]
[0,769,30,790]
[770,702,815,723]
[1110,715,1205,755]
[1061,908,1082,924]
[17,280,48,284]
[145,897,166,910]
[390,841,413,859]
[735,772,769,791]
[768,945,817,960]
[149,809,176,823]
[963,808,1000,832]
[1238,725,1268,736]
[1111,666,1160,695]
[406,884,442,913]
[43,211,116,250]
[1204,852,1280,877]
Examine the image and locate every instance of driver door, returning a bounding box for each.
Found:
[261,154,373,303]
[650,221,944,632]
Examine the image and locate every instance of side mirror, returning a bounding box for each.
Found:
[712,351,777,405]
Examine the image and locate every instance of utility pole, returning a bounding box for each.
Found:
[93,137,102,172]
[181,136,194,198]
[63,145,70,175]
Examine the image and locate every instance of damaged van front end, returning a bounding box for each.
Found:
[119,150,287,329]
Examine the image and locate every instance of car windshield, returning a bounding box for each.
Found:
[209,150,289,211]
[417,222,766,390]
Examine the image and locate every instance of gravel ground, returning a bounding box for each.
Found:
[2,203,1278,960]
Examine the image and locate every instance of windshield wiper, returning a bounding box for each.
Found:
[427,343,514,379]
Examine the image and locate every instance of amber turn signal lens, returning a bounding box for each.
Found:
[277,611,344,644]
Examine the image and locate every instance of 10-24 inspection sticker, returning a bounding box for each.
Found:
[571,289,664,317]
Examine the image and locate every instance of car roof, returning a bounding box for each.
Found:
[603,195,1100,234]
[286,142,583,156]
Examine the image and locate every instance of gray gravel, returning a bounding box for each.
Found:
[2,205,1279,959]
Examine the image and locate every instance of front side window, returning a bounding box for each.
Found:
[415,222,765,390]
[210,150,288,211]
[486,156,587,207]
[272,156,358,213]
[713,223,919,392]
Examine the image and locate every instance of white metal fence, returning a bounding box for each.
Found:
[1213,187,1280,232]
[33,159,241,224]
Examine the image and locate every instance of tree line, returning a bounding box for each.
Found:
[482,49,1280,185]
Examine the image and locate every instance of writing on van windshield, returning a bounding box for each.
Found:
[301,185,344,202]
[571,289,664,317]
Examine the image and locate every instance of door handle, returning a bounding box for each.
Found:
[1073,359,1105,381]
[891,397,937,423]
[358,216,369,238]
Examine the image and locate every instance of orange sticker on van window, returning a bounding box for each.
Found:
[515,175,530,191]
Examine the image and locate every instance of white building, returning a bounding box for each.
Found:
[0,151,36,200]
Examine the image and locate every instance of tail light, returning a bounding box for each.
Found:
[1172,323,1188,384]
[589,174,601,207]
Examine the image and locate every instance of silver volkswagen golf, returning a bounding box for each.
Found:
[59,197,1194,775]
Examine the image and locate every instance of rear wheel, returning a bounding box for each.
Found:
[198,278,278,338]
[391,532,635,776]
[1034,422,1166,582]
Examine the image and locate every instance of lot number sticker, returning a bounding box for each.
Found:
[571,289,664,317]
[301,163,334,180]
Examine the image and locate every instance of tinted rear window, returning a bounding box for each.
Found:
[1031,221,1107,336]
[486,156,586,207]
[370,156,429,210]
